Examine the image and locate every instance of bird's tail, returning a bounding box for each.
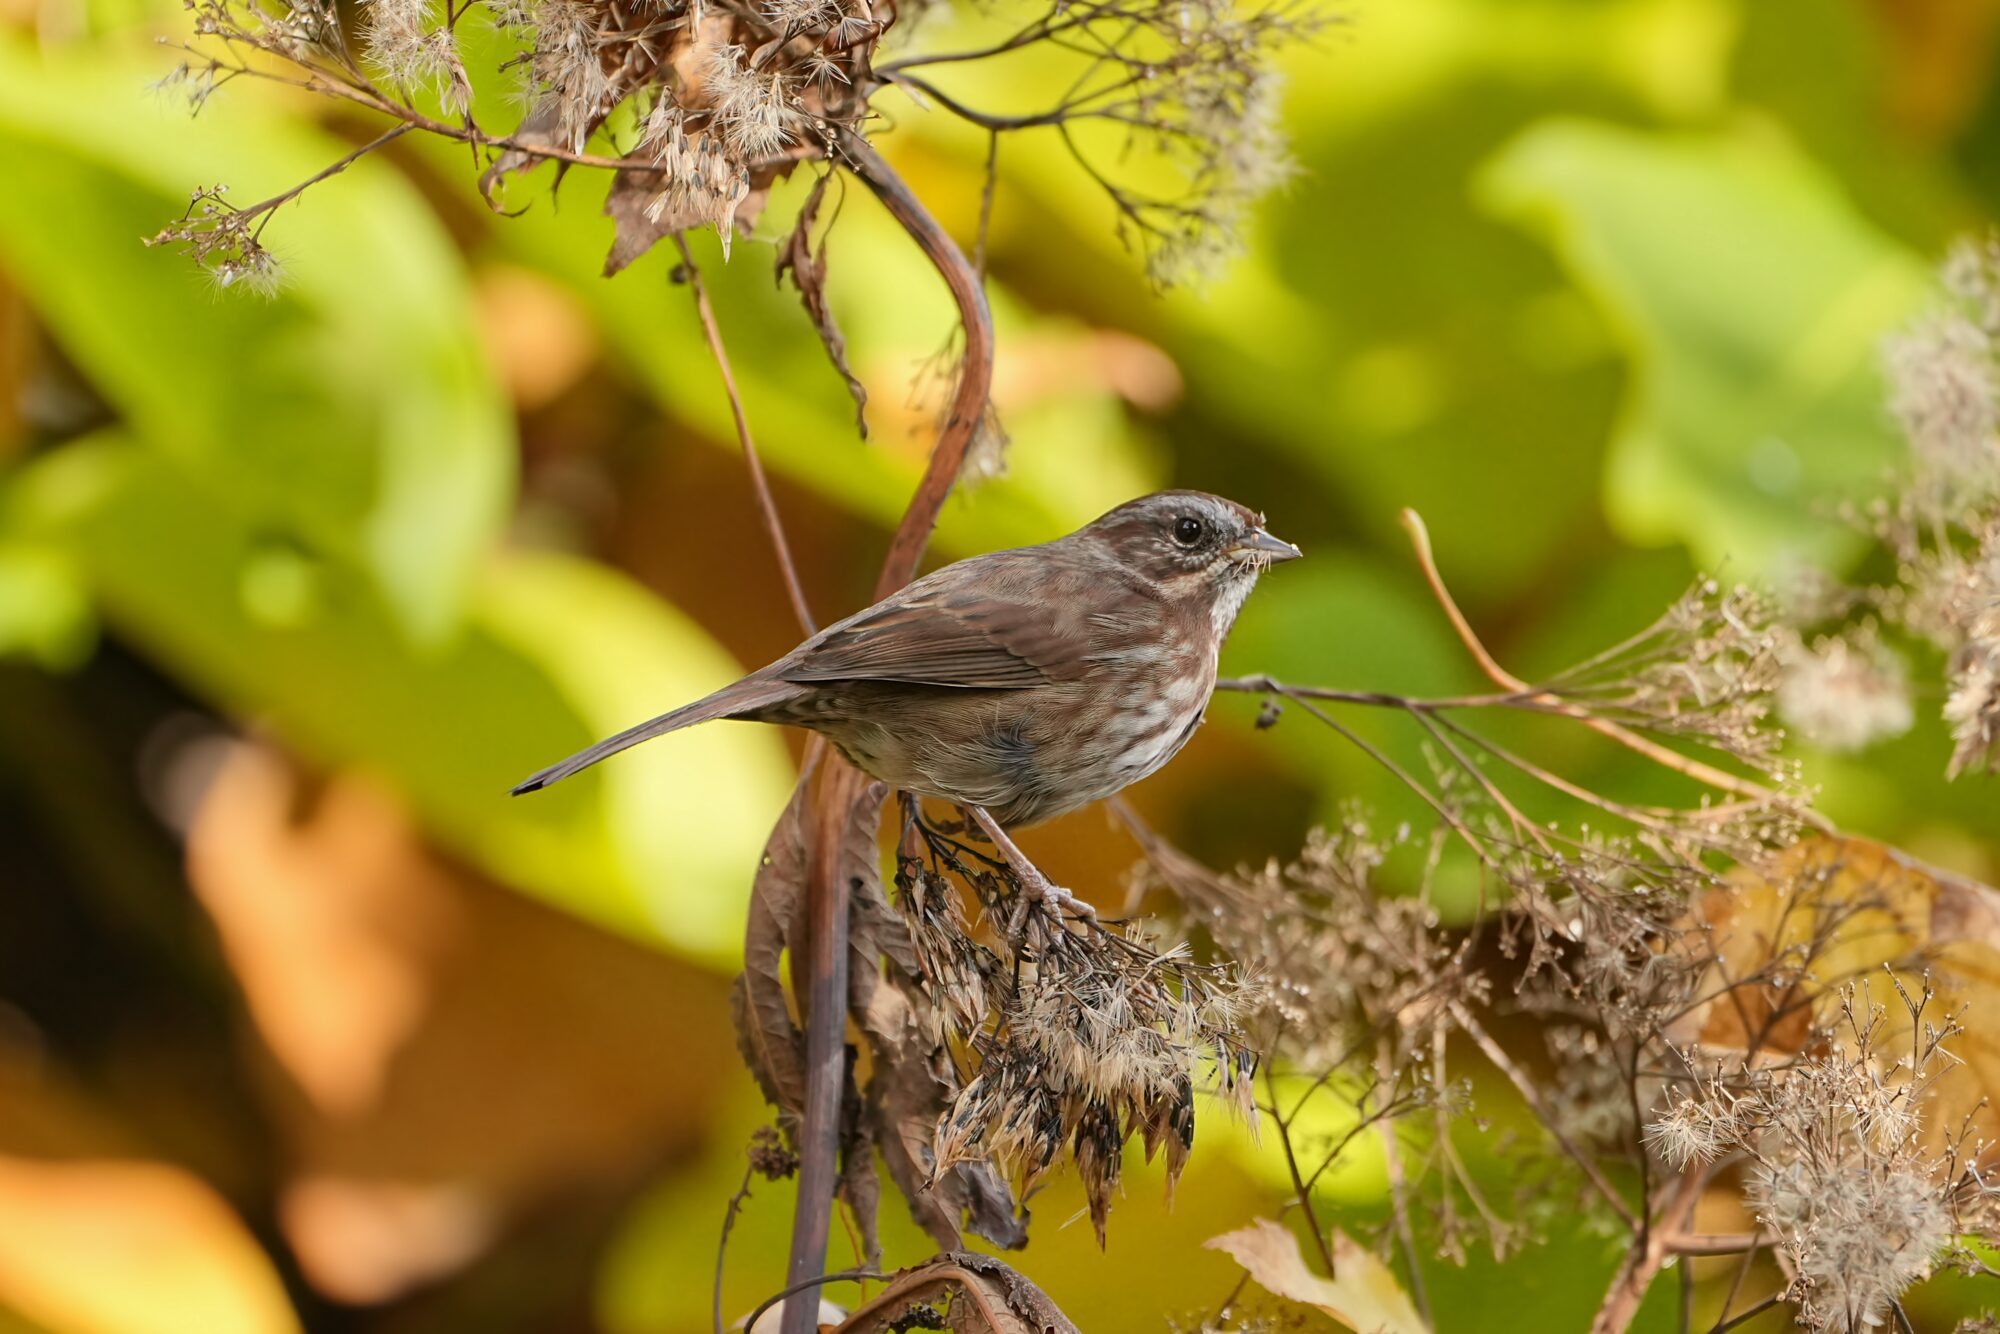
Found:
[511,676,801,795]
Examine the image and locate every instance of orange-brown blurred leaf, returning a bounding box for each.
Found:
[472,267,599,411]
[188,742,458,1119]
[183,739,741,1304]
[0,1155,301,1334]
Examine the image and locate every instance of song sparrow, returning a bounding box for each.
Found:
[513,491,1299,910]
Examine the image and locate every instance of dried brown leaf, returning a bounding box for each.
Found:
[832,780,889,1269]
[1206,1218,1430,1334]
[834,1252,1078,1334]
[837,1069,883,1271]
[776,172,868,437]
[602,166,675,277]
[733,780,813,1136]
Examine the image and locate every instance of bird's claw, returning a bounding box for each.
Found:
[1038,880,1097,922]
[1006,871,1096,936]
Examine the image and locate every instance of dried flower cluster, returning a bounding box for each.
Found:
[1173,453,2000,1332]
[144,184,286,295]
[1648,987,1970,1333]
[152,0,1316,290]
[1760,234,2000,780]
[1776,624,1914,753]
[895,808,1254,1245]
[1874,240,2000,777]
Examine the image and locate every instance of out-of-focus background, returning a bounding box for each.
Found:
[0,0,1996,1329]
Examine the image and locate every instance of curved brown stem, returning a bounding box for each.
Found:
[779,130,994,1334]
[838,129,995,600]
[1398,508,1811,815]
[1588,1169,1706,1334]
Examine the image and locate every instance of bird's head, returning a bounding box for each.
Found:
[1082,490,1301,634]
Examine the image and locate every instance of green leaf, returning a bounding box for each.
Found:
[10,434,794,964]
[0,543,95,671]
[0,39,512,642]
[1477,118,1930,574]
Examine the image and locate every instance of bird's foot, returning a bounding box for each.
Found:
[1007,867,1098,935]
[960,804,1097,934]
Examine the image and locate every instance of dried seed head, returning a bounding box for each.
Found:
[1885,311,2000,500]
[1945,608,2000,777]
[1776,627,1914,753]
[360,0,470,111]
[701,43,795,160]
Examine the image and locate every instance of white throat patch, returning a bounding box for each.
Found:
[1210,569,1259,644]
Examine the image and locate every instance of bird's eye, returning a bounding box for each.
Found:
[1172,515,1204,547]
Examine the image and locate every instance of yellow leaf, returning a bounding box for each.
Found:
[0,1156,302,1334]
[1684,835,2000,1156]
[1205,1217,1429,1334]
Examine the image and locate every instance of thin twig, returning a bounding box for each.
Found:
[1709,1294,1782,1334]
[780,760,872,1334]
[247,122,413,237]
[974,130,999,278]
[1451,1001,1639,1232]
[1376,1037,1432,1325]
[744,1267,889,1334]
[1263,1058,1338,1275]
[714,1162,756,1334]
[672,233,816,637]
[1588,1169,1705,1334]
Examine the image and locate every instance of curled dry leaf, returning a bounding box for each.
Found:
[732,779,813,1139]
[1205,1217,1430,1334]
[776,173,869,437]
[833,1252,1079,1334]
[1682,834,2000,1157]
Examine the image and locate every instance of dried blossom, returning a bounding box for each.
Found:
[1867,241,2000,779]
[1642,988,1962,1334]
[1943,233,2000,337]
[701,43,796,160]
[1885,311,2000,500]
[360,0,471,112]
[1776,626,1914,753]
[1944,602,2000,777]
[747,1123,799,1178]
[880,0,1316,287]
[927,914,1251,1242]
[144,186,286,297]
[1147,66,1296,285]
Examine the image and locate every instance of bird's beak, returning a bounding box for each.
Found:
[1231,528,1303,565]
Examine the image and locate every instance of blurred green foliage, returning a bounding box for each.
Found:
[1,0,1997,1329]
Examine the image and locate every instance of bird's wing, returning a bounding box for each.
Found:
[781,556,1108,689]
